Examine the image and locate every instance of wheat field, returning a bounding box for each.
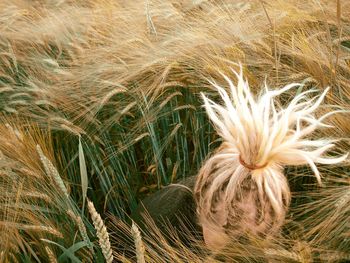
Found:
[0,0,349,262]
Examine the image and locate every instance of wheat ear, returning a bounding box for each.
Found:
[87,200,113,263]
[36,145,69,198]
[131,221,146,263]
[45,246,58,263]
[67,209,93,253]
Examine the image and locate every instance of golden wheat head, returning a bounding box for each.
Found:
[87,200,113,263]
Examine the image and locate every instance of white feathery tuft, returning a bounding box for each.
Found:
[195,67,348,249]
[201,69,347,182]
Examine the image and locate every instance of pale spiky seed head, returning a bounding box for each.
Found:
[67,209,93,253]
[45,246,58,263]
[87,200,113,263]
[36,145,69,198]
[131,221,146,263]
[194,67,348,249]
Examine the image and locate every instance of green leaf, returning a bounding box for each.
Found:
[41,239,83,263]
[79,136,88,213]
[58,241,90,262]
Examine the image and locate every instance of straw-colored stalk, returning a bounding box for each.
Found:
[0,222,63,238]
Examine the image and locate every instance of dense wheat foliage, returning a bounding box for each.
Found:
[0,0,349,262]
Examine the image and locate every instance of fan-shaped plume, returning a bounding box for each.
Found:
[194,67,348,249]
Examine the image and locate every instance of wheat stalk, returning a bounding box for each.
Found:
[22,191,52,203]
[67,209,93,253]
[45,246,58,263]
[131,221,146,263]
[36,145,69,198]
[87,200,113,263]
[265,248,300,261]
[5,123,23,141]
[0,222,63,238]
